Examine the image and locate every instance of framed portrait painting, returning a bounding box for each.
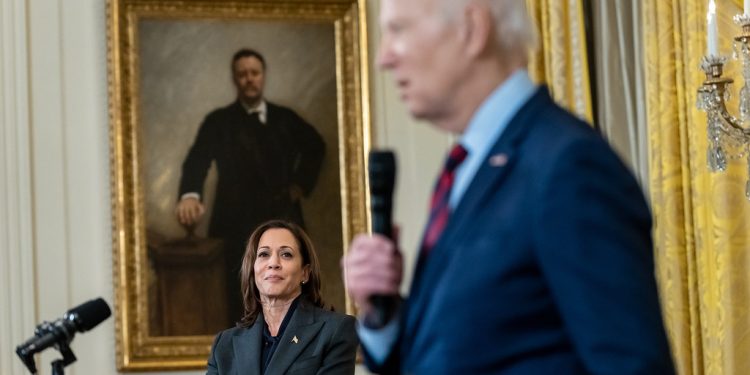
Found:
[107,0,370,370]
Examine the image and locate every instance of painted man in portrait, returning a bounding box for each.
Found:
[175,48,325,323]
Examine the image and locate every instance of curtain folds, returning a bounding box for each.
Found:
[643,0,750,374]
[591,1,650,189]
[526,0,593,124]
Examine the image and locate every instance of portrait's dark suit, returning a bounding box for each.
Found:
[180,100,325,237]
[369,88,675,374]
[206,302,358,375]
[179,100,325,321]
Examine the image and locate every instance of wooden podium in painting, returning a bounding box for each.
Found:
[148,231,229,336]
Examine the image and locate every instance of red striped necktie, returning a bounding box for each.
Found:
[420,144,468,256]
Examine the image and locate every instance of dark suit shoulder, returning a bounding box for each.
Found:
[511,90,622,173]
[301,304,355,326]
[213,325,248,341]
[265,101,297,115]
[265,101,309,125]
[527,93,599,145]
[202,101,245,123]
[318,309,356,327]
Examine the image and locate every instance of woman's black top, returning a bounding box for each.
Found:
[260,297,300,374]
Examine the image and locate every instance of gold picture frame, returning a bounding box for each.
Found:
[107,0,370,370]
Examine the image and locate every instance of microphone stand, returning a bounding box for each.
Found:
[51,360,65,375]
[50,342,76,375]
[17,327,77,375]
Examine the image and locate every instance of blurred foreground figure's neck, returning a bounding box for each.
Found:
[433,55,527,135]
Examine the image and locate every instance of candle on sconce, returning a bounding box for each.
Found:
[746,0,750,15]
[707,0,718,56]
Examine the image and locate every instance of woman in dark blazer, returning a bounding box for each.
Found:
[207,220,358,375]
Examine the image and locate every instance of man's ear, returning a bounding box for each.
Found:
[461,2,493,57]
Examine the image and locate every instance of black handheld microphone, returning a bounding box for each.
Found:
[16,297,112,374]
[367,150,399,328]
[369,151,395,238]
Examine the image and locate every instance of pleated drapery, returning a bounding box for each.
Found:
[643,0,750,373]
[591,1,650,189]
[527,0,593,124]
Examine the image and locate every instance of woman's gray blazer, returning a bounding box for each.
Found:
[206,302,358,375]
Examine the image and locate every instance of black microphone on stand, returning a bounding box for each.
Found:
[16,297,112,374]
[367,150,399,328]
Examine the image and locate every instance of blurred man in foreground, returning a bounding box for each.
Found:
[342,0,675,373]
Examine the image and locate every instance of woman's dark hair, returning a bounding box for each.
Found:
[238,220,325,327]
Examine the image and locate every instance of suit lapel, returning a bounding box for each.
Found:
[402,145,523,351]
[404,87,552,340]
[232,317,264,375]
[448,87,550,233]
[264,303,324,375]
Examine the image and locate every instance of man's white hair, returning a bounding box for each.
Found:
[441,0,538,54]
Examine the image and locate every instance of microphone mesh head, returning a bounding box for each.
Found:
[67,298,112,332]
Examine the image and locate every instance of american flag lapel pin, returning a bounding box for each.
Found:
[489,153,508,167]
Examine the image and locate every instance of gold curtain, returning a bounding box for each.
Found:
[526,0,593,124]
[643,0,750,374]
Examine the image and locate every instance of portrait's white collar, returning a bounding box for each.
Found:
[241,99,267,124]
